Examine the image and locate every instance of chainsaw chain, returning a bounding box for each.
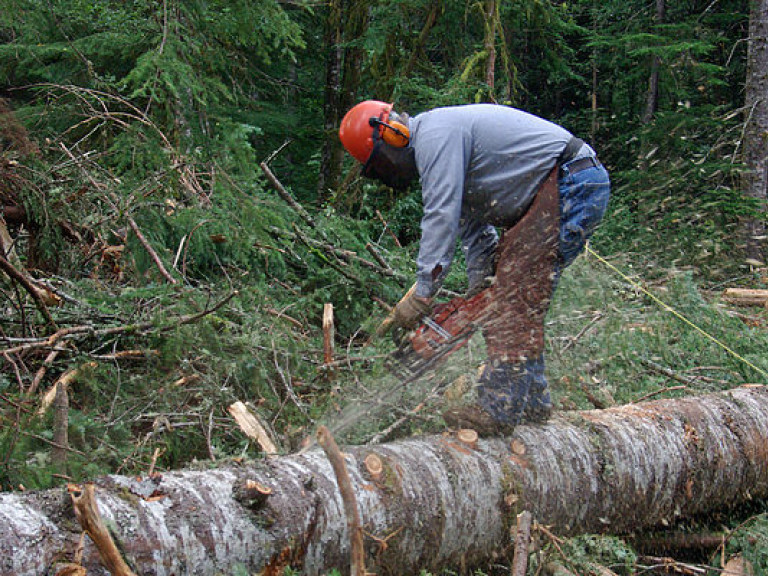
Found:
[385,324,479,384]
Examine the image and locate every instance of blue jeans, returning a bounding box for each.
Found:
[479,162,610,425]
[557,162,611,277]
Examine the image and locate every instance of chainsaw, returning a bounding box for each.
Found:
[382,287,494,379]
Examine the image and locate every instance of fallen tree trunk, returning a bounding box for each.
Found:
[3,385,768,576]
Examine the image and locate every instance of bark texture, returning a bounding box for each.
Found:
[743,0,768,262]
[641,0,665,124]
[3,386,768,576]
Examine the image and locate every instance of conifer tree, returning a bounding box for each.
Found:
[742,0,768,264]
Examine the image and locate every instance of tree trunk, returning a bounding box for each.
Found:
[743,0,768,263]
[484,0,497,100]
[400,0,442,82]
[641,0,665,124]
[318,0,345,198]
[4,386,768,576]
[338,0,368,132]
[318,0,369,201]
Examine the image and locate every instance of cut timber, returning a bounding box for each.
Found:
[4,386,768,576]
[227,401,278,455]
[322,303,335,377]
[722,287,768,307]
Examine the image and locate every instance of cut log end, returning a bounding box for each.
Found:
[456,428,479,448]
[364,453,384,480]
[510,439,526,456]
[233,479,273,509]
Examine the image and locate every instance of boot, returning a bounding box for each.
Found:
[521,356,552,423]
[443,361,530,437]
[442,403,516,437]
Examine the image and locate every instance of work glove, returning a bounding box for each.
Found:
[392,293,433,330]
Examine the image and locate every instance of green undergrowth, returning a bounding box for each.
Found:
[2,140,767,575]
[4,209,767,485]
[2,196,767,574]
[547,253,768,413]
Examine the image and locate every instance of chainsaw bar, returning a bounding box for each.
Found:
[319,292,491,445]
[384,288,493,381]
[385,324,478,381]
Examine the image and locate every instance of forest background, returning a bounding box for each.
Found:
[1,0,768,574]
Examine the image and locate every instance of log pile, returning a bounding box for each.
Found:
[2,385,768,575]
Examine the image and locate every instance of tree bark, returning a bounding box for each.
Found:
[318,0,345,198]
[3,386,768,576]
[742,0,768,263]
[641,0,665,124]
[318,0,369,200]
[484,0,497,100]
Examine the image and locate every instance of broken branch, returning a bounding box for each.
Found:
[317,425,367,576]
[227,401,278,455]
[323,303,335,372]
[69,483,137,576]
[126,216,177,285]
[0,254,58,330]
[511,511,533,576]
[260,162,328,241]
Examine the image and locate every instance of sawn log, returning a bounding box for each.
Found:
[3,386,768,575]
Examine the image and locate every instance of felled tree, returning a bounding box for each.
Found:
[2,385,768,575]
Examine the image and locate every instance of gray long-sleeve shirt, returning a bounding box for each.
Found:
[407,104,590,297]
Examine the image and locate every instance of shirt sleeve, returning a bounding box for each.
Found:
[414,125,472,297]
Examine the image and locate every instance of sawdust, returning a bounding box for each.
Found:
[320,334,486,444]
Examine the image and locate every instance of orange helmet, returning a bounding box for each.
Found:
[339,100,410,164]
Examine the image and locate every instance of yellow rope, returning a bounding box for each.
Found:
[585,245,768,379]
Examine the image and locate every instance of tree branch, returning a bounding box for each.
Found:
[0,254,58,330]
[69,483,137,576]
[317,425,367,576]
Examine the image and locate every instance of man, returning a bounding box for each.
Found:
[339,101,610,435]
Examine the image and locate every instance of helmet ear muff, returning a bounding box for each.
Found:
[381,120,410,148]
